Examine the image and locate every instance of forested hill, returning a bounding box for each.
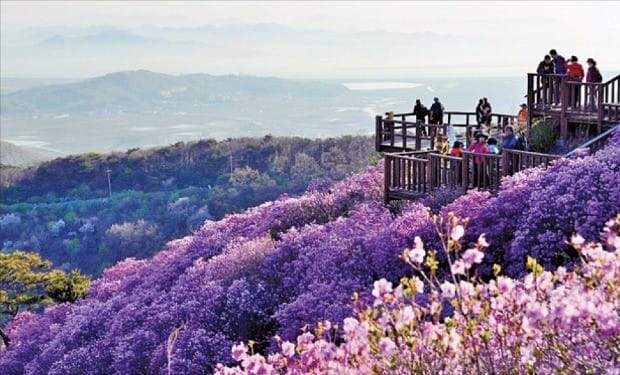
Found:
[1,135,374,204]
[0,135,375,275]
[1,70,347,115]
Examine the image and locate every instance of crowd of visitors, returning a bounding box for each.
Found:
[536,49,603,109]
[412,97,445,137]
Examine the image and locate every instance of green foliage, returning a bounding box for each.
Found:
[0,250,90,320]
[0,135,376,276]
[529,118,557,153]
[63,211,76,222]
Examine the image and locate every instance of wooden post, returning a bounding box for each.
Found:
[384,154,390,204]
[375,115,383,152]
[402,120,408,150]
[560,77,568,142]
[415,122,421,150]
[461,153,469,190]
[527,74,534,139]
[425,156,432,194]
[597,83,603,134]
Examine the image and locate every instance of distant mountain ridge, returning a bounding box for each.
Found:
[0,141,50,166]
[0,70,347,115]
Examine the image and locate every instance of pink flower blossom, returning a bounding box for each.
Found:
[281,341,296,358]
[379,337,397,357]
[571,234,586,246]
[408,236,426,264]
[440,281,456,299]
[451,260,466,275]
[462,248,484,267]
[396,306,415,330]
[450,225,465,241]
[231,342,249,362]
[477,233,489,247]
[372,279,393,306]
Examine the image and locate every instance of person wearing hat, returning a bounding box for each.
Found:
[468,132,489,188]
[517,103,528,129]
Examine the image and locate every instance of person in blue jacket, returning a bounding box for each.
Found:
[549,49,567,105]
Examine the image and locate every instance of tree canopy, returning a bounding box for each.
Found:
[0,251,90,347]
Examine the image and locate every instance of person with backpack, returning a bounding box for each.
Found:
[586,58,603,111]
[413,99,429,136]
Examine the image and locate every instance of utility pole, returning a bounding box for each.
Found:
[105,169,112,198]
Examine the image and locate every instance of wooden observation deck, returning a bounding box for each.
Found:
[377,73,620,204]
[527,73,620,139]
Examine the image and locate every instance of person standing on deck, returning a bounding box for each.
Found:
[501,125,518,151]
[429,97,444,138]
[481,97,492,129]
[475,98,484,128]
[537,55,555,107]
[550,49,567,105]
[516,103,528,130]
[585,58,603,111]
[450,141,464,157]
[467,133,489,188]
[565,56,585,108]
[413,99,429,136]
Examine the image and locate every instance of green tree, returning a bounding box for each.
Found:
[291,152,322,187]
[0,251,90,347]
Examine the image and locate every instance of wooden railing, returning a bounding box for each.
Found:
[384,149,561,203]
[375,111,517,152]
[501,149,561,175]
[564,124,619,157]
[383,151,432,201]
[527,73,620,138]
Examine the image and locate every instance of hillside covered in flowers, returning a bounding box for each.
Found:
[1,132,619,374]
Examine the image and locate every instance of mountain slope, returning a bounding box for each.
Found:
[0,70,347,114]
[0,141,50,166]
[1,132,618,373]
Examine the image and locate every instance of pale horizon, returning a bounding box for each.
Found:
[2,1,619,80]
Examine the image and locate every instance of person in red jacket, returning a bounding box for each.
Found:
[564,55,584,108]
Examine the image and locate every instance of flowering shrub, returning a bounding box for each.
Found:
[1,137,618,373]
[217,215,620,374]
[465,132,620,277]
[0,162,412,373]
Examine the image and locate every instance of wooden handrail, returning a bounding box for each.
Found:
[384,148,563,202]
[527,73,620,139]
[563,124,619,157]
[376,111,517,152]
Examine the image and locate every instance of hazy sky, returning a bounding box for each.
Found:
[1,1,619,79]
